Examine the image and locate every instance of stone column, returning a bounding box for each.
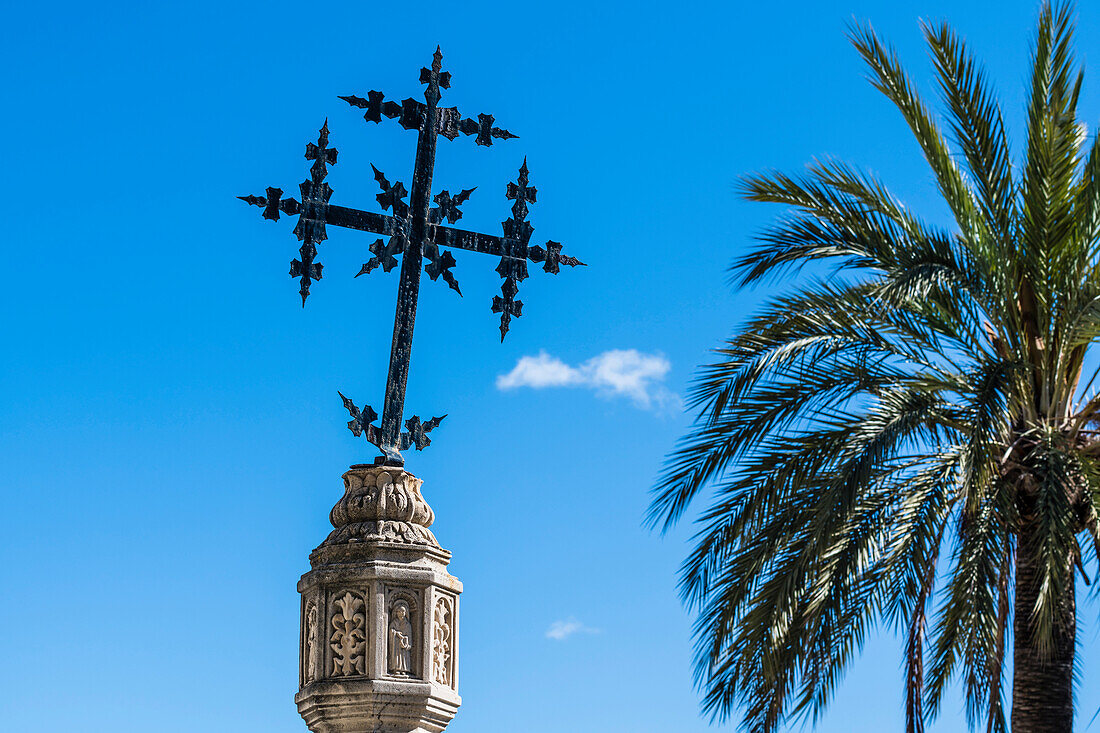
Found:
[296,464,461,733]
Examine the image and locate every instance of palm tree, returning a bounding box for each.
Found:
[648,4,1100,732]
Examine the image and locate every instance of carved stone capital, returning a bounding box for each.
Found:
[324,465,439,550]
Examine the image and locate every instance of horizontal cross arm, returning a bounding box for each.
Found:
[324,205,401,237]
[428,223,507,257]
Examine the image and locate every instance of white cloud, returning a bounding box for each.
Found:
[545,618,599,641]
[496,349,679,411]
[495,351,584,389]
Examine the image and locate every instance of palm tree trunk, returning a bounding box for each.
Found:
[1012,521,1075,733]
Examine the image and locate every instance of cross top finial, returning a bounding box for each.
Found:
[506,157,537,222]
[419,46,451,105]
[305,120,337,184]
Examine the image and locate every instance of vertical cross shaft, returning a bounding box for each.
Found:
[378,49,444,461]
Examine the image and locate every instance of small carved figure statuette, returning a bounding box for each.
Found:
[330,592,366,676]
[433,596,453,687]
[388,600,414,676]
[305,603,319,683]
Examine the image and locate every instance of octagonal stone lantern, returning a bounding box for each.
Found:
[296,464,462,733]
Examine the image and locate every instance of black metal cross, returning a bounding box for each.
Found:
[240,48,583,466]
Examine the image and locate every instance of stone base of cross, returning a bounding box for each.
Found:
[296,464,461,733]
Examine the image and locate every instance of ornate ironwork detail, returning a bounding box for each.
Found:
[430,188,475,225]
[240,47,583,465]
[371,164,410,217]
[238,186,301,221]
[339,391,444,464]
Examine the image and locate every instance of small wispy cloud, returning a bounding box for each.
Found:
[545,617,600,641]
[497,349,679,411]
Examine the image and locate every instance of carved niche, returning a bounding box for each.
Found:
[330,591,367,676]
[386,589,421,678]
[432,595,454,687]
[388,601,414,676]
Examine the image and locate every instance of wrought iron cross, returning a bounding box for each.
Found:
[240,48,583,466]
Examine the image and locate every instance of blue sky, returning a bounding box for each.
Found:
[5,1,1100,731]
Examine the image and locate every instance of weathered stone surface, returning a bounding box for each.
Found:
[323,466,439,550]
[298,465,461,733]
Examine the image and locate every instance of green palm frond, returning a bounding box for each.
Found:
[847,23,987,247]
[923,20,1015,248]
